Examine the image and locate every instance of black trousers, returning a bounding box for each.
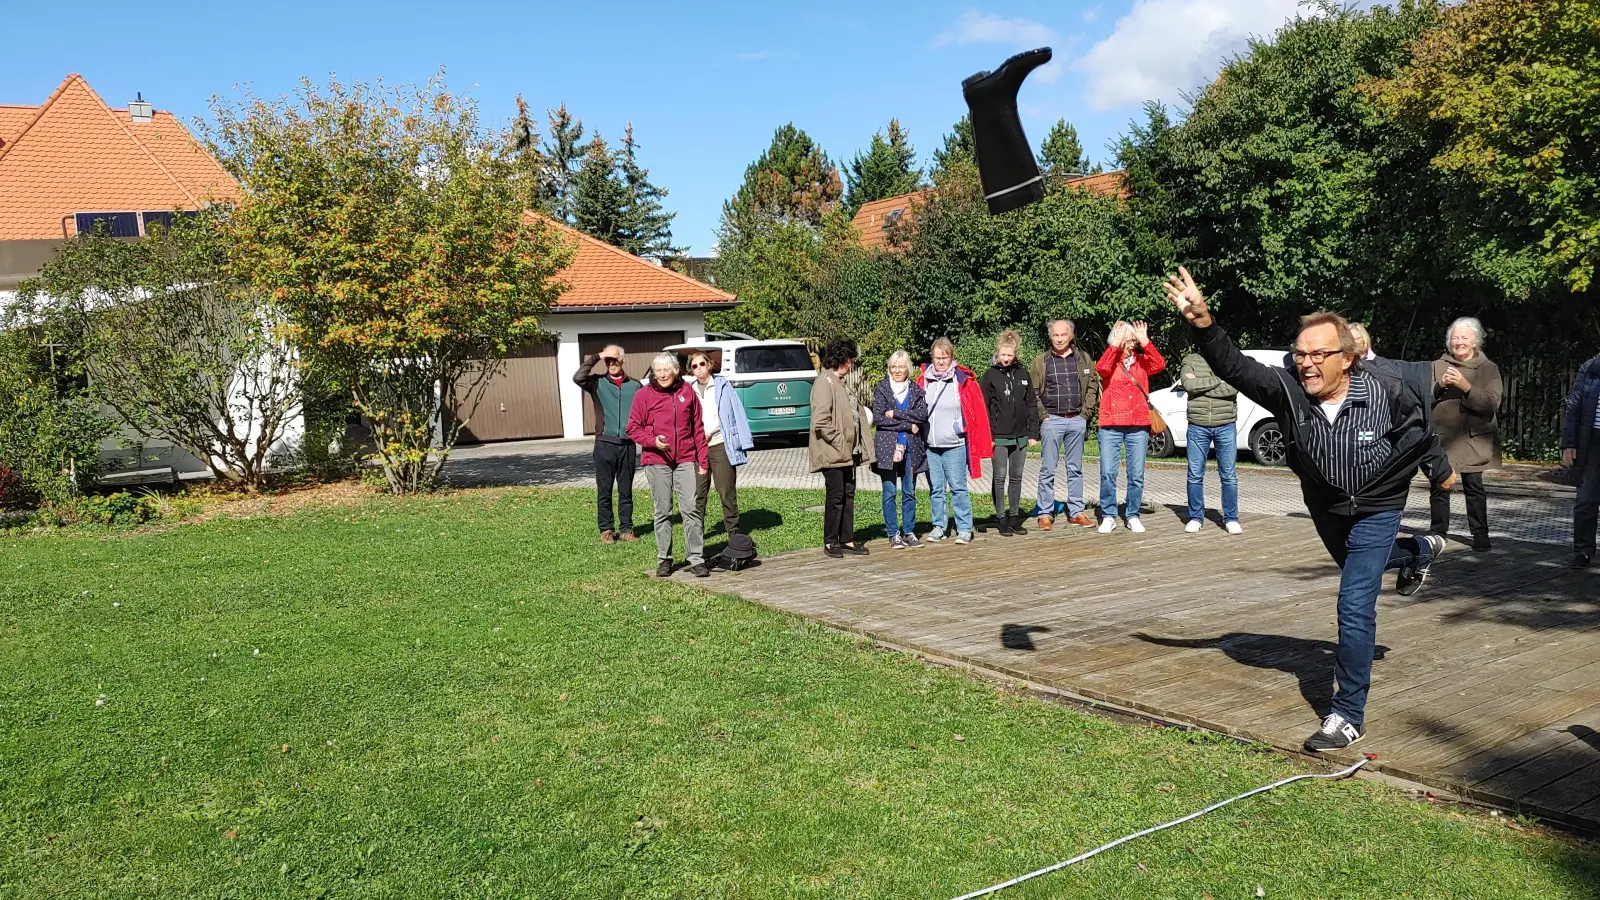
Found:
[694,443,741,535]
[822,465,857,547]
[991,442,1027,517]
[1577,434,1600,558]
[594,439,636,534]
[1429,470,1488,537]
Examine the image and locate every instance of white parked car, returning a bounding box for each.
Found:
[1145,348,1289,465]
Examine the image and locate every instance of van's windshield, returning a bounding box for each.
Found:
[735,346,814,374]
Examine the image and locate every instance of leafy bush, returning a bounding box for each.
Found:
[0,329,109,507]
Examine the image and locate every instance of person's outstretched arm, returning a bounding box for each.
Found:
[1164,267,1290,417]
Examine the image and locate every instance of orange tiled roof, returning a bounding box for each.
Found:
[526,213,736,309]
[0,74,239,240]
[1062,170,1129,199]
[850,189,932,252]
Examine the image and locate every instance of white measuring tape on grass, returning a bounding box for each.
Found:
[950,754,1376,900]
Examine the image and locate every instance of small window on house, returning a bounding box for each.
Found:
[883,208,905,229]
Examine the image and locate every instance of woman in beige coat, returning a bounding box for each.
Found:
[1430,317,1503,551]
[809,338,875,558]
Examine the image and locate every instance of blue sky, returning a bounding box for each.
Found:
[2,0,1311,255]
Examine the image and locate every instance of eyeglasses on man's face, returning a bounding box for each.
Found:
[1290,349,1341,365]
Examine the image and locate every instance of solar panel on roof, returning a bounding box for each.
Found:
[74,212,140,238]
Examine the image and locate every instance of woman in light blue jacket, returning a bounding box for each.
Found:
[689,351,756,536]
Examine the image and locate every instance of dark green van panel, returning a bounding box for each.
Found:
[736,379,813,434]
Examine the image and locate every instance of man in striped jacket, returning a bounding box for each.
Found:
[1166,268,1455,753]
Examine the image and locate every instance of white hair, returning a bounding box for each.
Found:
[1108,320,1134,347]
[650,352,680,373]
[1049,319,1075,335]
[886,349,912,375]
[1447,317,1485,351]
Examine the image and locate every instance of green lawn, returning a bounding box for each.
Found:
[3,486,1596,899]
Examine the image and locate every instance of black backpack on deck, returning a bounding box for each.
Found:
[714,533,758,571]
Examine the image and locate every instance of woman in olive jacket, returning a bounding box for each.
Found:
[809,338,875,558]
[1430,317,1503,550]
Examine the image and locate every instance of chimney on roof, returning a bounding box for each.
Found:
[128,92,153,123]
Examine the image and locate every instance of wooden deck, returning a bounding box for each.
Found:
[720,510,1600,830]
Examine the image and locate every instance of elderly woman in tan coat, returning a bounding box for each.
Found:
[809,338,875,558]
[1430,316,1503,551]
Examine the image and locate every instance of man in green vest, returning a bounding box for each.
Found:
[574,344,642,544]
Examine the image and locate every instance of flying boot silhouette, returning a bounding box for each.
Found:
[962,47,1053,214]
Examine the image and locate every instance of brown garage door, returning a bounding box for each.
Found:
[450,340,563,443]
[577,330,684,435]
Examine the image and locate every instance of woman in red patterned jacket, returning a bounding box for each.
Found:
[1095,320,1166,534]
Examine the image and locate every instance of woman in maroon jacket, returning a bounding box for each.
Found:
[627,353,710,578]
[1095,320,1166,534]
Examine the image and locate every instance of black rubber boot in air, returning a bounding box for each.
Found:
[961,47,1053,214]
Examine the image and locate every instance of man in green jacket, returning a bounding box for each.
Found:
[1180,350,1242,533]
[574,345,642,544]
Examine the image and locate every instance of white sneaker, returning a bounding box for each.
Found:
[1097,517,1118,534]
[927,527,946,543]
[954,532,973,544]
[1127,517,1145,534]
[1185,519,1203,534]
[1225,520,1244,535]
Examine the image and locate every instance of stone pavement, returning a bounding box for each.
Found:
[447,438,1580,548]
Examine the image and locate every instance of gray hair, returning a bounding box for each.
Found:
[1048,318,1076,336]
[650,352,681,373]
[886,349,912,375]
[1447,317,1485,351]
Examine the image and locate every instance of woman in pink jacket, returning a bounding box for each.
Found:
[627,353,710,578]
[1095,320,1166,534]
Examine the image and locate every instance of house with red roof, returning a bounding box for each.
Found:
[0,73,239,292]
[847,172,1130,254]
[3,74,735,455]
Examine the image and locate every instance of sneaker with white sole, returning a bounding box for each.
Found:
[890,535,907,550]
[1185,519,1203,534]
[1304,712,1364,752]
[926,527,946,543]
[1225,520,1243,535]
[954,532,973,544]
[1126,517,1145,534]
[1097,516,1118,534]
[902,533,921,549]
[1396,533,1445,596]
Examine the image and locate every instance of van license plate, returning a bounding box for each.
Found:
[769,407,796,416]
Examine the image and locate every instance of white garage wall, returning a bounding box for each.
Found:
[546,309,707,440]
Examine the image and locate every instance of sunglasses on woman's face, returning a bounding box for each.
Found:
[691,361,709,369]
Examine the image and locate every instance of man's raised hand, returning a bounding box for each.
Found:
[1164,266,1211,327]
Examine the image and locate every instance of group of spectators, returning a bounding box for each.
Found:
[574,315,1600,577]
[576,291,1600,755]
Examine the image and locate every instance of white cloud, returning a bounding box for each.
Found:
[1082,5,1103,23]
[933,9,1059,48]
[1074,0,1300,110]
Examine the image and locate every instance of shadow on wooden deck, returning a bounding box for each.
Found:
[719,513,1600,831]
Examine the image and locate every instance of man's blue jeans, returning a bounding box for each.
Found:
[879,460,917,537]
[1186,423,1239,523]
[1098,426,1149,519]
[928,444,973,535]
[1038,414,1088,517]
[1308,507,1433,727]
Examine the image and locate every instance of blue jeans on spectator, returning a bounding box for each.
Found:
[1098,426,1148,520]
[1307,507,1433,727]
[879,461,917,537]
[1038,414,1088,518]
[928,444,973,535]
[1186,423,1239,523]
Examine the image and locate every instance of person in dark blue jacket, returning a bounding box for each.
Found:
[871,350,930,549]
[1563,352,1600,568]
[1168,267,1455,754]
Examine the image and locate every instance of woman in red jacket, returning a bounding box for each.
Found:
[916,338,993,543]
[627,353,710,578]
[1096,320,1165,534]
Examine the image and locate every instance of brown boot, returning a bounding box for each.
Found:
[1037,514,1053,531]
[601,530,617,544]
[1069,512,1096,527]
[619,529,639,542]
